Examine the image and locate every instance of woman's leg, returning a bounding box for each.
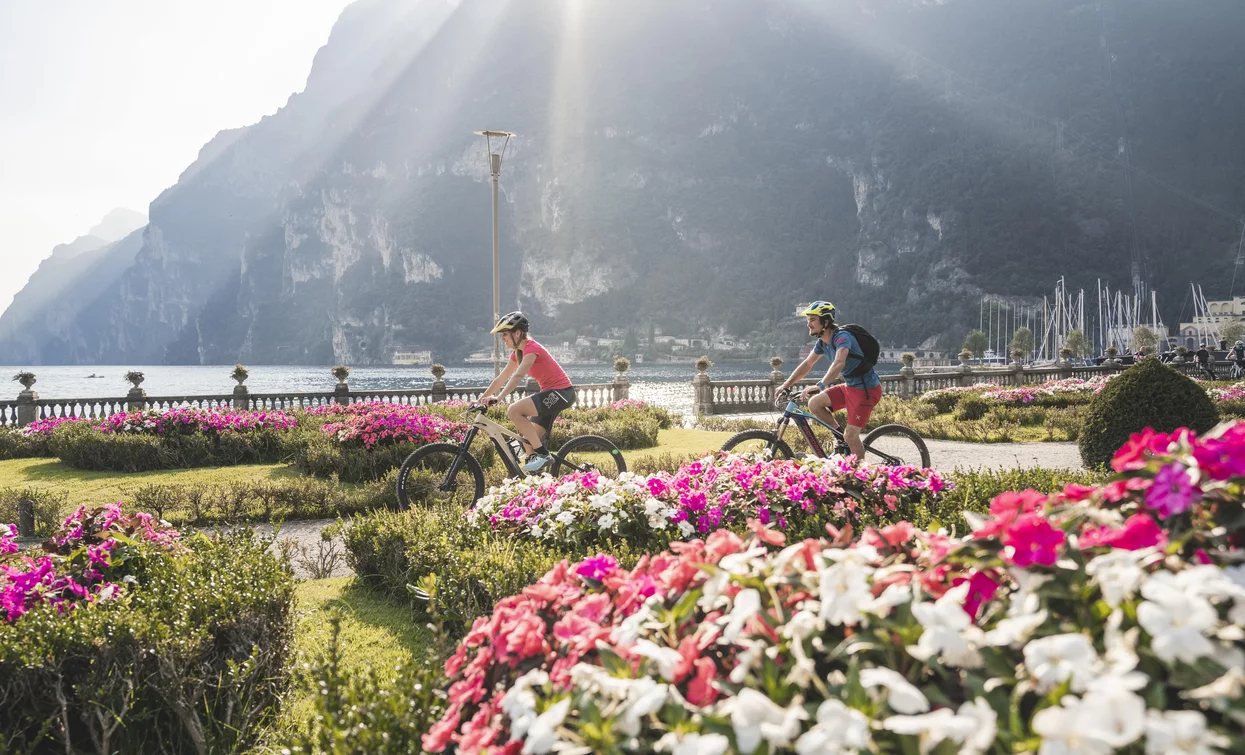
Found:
[506,397,544,453]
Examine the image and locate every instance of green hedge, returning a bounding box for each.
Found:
[50,421,290,472]
[0,428,54,460]
[0,530,295,754]
[0,487,67,537]
[1078,359,1219,468]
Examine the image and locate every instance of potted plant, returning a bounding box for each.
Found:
[1010,349,1025,364]
[958,349,973,365]
[1105,346,1119,359]
[770,355,784,370]
[12,371,35,391]
[124,370,145,389]
[613,356,631,373]
[695,355,713,372]
[1175,346,1189,362]
[230,364,249,385]
[901,352,917,367]
[430,363,446,380]
[331,365,351,385]
[1058,347,1073,362]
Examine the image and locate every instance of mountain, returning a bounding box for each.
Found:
[4,0,1244,365]
[0,208,146,362]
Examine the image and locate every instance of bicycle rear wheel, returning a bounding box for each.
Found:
[720,430,795,459]
[550,435,627,479]
[862,425,931,469]
[395,442,485,509]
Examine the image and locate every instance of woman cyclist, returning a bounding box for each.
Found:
[480,311,576,472]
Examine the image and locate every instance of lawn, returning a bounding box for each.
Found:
[0,429,735,511]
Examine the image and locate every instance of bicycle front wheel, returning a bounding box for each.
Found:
[550,435,627,480]
[720,430,795,459]
[396,442,485,509]
[862,425,931,469]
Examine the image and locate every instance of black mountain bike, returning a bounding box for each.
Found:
[395,403,626,508]
[720,389,931,468]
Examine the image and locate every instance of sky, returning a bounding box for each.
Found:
[0,0,356,313]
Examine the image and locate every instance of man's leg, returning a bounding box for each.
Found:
[808,390,840,430]
[506,397,544,453]
[842,386,878,460]
[844,424,865,459]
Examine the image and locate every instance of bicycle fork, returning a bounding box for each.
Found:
[441,427,480,492]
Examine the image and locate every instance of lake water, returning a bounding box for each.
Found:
[2,362,901,418]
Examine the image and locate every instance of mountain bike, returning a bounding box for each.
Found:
[395,403,626,508]
[720,389,931,468]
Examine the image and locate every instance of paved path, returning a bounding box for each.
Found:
[924,439,1083,472]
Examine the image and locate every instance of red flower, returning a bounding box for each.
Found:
[954,569,1000,620]
[747,518,787,546]
[421,703,461,752]
[1111,427,1185,472]
[686,657,720,705]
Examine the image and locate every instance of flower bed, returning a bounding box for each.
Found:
[0,416,85,460]
[1,504,294,753]
[469,452,947,551]
[49,408,298,472]
[423,421,1245,754]
[1209,381,1245,417]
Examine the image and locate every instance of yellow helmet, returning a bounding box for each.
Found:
[799,301,837,318]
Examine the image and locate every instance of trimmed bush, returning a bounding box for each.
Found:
[0,509,295,754]
[0,427,53,460]
[952,394,991,421]
[1078,358,1219,468]
[50,418,292,472]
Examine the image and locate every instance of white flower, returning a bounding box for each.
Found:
[1225,565,1245,625]
[616,678,669,737]
[611,597,657,646]
[522,697,570,755]
[597,512,617,530]
[882,708,977,754]
[1182,666,1245,700]
[816,559,874,627]
[1144,710,1229,755]
[588,491,620,511]
[1078,687,1146,748]
[556,510,575,525]
[654,732,730,755]
[911,584,984,668]
[863,581,911,617]
[795,699,872,755]
[728,640,764,684]
[631,640,684,682]
[529,525,543,539]
[1008,567,1052,616]
[860,667,929,714]
[1085,549,1146,608]
[1137,574,1217,664]
[1031,696,1113,755]
[957,698,998,755]
[726,689,807,753]
[556,480,579,496]
[985,608,1048,648]
[721,589,762,643]
[502,670,550,741]
[1024,633,1098,693]
[678,520,695,537]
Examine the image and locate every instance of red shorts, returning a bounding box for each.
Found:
[824,384,880,427]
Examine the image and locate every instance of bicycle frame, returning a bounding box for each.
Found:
[770,399,908,466]
[437,408,594,492]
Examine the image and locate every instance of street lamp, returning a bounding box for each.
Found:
[474,129,514,376]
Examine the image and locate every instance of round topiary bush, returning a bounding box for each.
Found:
[1077,359,1219,468]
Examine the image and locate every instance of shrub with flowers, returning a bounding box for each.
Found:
[469,452,947,552]
[2,416,87,459]
[97,407,295,435]
[0,504,294,753]
[1209,382,1245,417]
[319,403,467,450]
[425,421,1245,755]
[1,503,181,623]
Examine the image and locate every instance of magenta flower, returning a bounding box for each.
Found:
[1145,462,1200,518]
[1002,514,1066,568]
[575,554,618,582]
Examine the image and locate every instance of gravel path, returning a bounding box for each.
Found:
[196,518,354,580]
[924,439,1083,472]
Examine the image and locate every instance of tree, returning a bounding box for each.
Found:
[963,330,988,358]
[1010,327,1035,358]
[1221,321,1245,346]
[1064,329,1090,359]
[1132,326,1159,353]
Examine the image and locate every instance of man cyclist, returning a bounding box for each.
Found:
[480,312,576,473]
[1195,342,1217,380]
[776,301,880,459]
[1231,340,1244,379]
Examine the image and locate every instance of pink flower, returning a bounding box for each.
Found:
[1191,424,1245,480]
[954,569,1000,620]
[575,554,619,582]
[1145,462,1201,518]
[1002,514,1066,568]
[1079,513,1167,551]
[747,518,786,546]
[1111,427,1183,472]
[686,657,720,705]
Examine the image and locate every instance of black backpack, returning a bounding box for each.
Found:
[835,324,880,378]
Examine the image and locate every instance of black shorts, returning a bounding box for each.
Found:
[531,387,576,434]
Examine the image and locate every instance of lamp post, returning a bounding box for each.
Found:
[474,129,514,376]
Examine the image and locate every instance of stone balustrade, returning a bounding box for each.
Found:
[1,366,633,428]
[692,357,1235,416]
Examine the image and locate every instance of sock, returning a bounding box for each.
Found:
[534,445,548,456]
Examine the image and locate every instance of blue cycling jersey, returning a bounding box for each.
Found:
[812,330,881,390]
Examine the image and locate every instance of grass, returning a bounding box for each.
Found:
[262,577,434,745]
[0,457,302,507]
[0,429,735,509]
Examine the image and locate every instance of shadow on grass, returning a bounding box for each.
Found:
[315,578,436,659]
